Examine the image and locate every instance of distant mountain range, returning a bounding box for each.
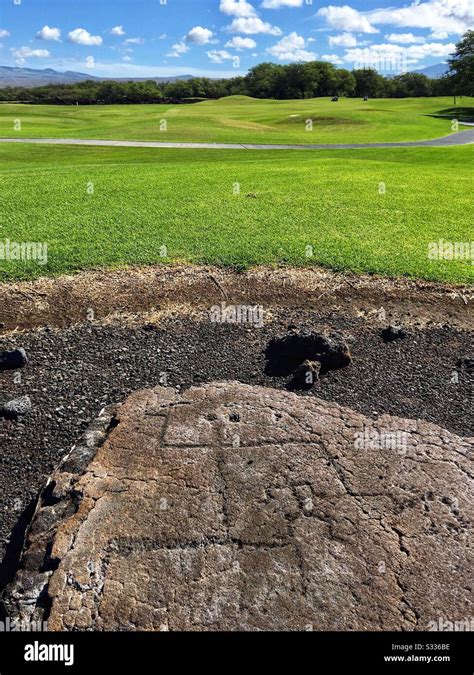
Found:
[0,62,451,88]
[0,66,194,88]
[412,63,449,78]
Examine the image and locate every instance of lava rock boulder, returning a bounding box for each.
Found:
[382,326,407,343]
[265,328,352,384]
[0,348,28,371]
[0,395,32,420]
[289,360,321,391]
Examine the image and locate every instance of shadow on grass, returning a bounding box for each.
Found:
[430,107,474,122]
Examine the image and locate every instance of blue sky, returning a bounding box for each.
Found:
[0,0,472,77]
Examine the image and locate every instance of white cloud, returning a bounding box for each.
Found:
[124,37,144,45]
[344,41,456,69]
[328,32,357,47]
[225,36,257,49]
[321,53,344,64]
[207,49,235,63]
[185,26,214,45]
[68,28,103,46]
[36,25,61,41]
[0,29,10,39]
[261,0,304,7]
[122,55,132,62]
[317,6,379,34]
[318,0,473,36]
[366,0,473,34]
[401,41,456,59]
[11,46,50,58]
[430,30,449,39]
[385,32,425,44]
[167,41,189,57]
[228,17,282,34]
[267,32,316,61]
[219,0,257,17]
[111,26,125,36]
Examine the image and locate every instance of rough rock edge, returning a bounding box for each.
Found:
[2,405,118,625]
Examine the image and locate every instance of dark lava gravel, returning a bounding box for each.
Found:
[0,311,472,573]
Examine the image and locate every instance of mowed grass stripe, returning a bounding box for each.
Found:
[0,143,472,283]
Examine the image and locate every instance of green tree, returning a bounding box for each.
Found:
[164,80,193,100]
[431,75,453,96]
[314,62,339,96]
[448,30,474,96]
[245,62,283,98]
[392,73,432,97]
[334,69,356,96]
[352,69,386,97]
[299,62,320,97]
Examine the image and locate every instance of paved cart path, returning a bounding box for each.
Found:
[1,127,474,150]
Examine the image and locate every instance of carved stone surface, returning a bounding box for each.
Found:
[4,383,473,631]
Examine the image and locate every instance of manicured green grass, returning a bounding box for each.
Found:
[1,96,473,144]
[0,142,472,283]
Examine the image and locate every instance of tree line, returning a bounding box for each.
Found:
[1,31,471,105]
[0,68,452,105]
